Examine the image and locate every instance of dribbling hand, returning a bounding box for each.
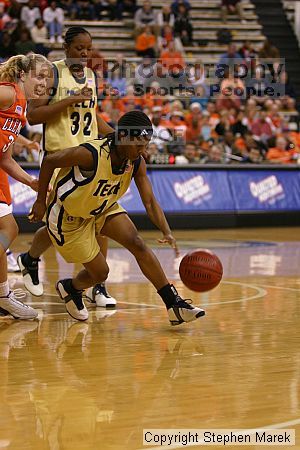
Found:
[157,233,179,257]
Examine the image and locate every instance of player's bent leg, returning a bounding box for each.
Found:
[56,252,109,322]
[17,226,52,296]
[85,235,117,308]
[101,213,205,325]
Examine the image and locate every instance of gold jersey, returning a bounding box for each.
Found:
[43,60,98,153]
[49,138,141,219]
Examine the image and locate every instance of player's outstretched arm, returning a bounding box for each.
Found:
[30,145,94,222]
[134,158,179,256]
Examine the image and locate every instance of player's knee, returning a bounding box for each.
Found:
[130,234,147,254]
[95,262,109,283]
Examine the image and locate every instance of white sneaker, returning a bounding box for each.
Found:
[167,298,205,326]
[56,279,89,322]
[85,284,117,308]
[57,35,64,43]
[6,251,21,273]
[17,253,44,297]
[49,36,55,43]
[0,291,38,320]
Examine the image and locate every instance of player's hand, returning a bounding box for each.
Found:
[27,141,40,152]
[28,199,46,222]
[157,233,179,257]
[29,177,39,192]
[69,84,93,103]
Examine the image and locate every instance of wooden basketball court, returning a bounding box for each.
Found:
[1,227,299,449]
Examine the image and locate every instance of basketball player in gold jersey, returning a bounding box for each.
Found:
[29,111,205,324]
[17,26,117,308]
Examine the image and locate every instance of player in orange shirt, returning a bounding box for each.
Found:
[0,53,50,319]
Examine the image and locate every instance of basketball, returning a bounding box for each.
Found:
[179,249,223,292]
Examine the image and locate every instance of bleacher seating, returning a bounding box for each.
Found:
[48,0,266,62]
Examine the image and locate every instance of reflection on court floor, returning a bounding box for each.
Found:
[1,228,300,450]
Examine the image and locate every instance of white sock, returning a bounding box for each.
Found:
[0,281,9,297]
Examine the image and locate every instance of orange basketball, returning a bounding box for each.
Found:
[179,249,223,292]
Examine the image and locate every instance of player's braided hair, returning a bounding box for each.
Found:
[102,111,153,156]
[64,26,91,45]
[117,110,153,138]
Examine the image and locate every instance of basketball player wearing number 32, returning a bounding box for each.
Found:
[29,110,205,325]
[17,26,117,308]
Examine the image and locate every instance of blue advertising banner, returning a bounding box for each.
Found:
[229,170,300,211]
[119,181,146,213]
[8,167,300,215]
[150,170,235,212]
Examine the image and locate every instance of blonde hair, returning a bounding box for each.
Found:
[0,53,50,83]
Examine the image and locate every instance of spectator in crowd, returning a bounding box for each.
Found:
[238,40,257,73]
[135,25,156,58]
[246,65,272,104]
[20,0,40,29]
[188,60,205,88]
[0,31,15,59]
[221,0,245,23]
[157,5,175,29]
[15,28,36,54]
[239,40,256,60]
[158,24,176,50]
[217,72,245,111]
[185,102,203,143]
[258,39,280,60]
[160,41,185,77]
[266,136,298,163]
[145,142,175,164]
[175,142,201,164]
[174,3,193,46]
[134,56,155,88]
[242,147,264,163]
[142,59,181,92]
[0,2,11,31]
[218,43,242,68]
[60,0,74,17]
[276,70,296,99]
[251,109,275,144]
[134,0,158,34]
[189,84,209,109]
[10,19,28,42]
[166,110,187,154]
[150,105,172,151]
[202,144,225,163]
[73,0,95,20]
[31,18,50,55]
[43,0,64,43]
[104,0,122,21]
[171,0,190,17]
[107,53,127,97]
[119,0,137,18]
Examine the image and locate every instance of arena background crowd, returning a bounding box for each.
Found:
[0,0,299,165]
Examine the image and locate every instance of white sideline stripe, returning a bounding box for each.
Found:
[138,418,300,450]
